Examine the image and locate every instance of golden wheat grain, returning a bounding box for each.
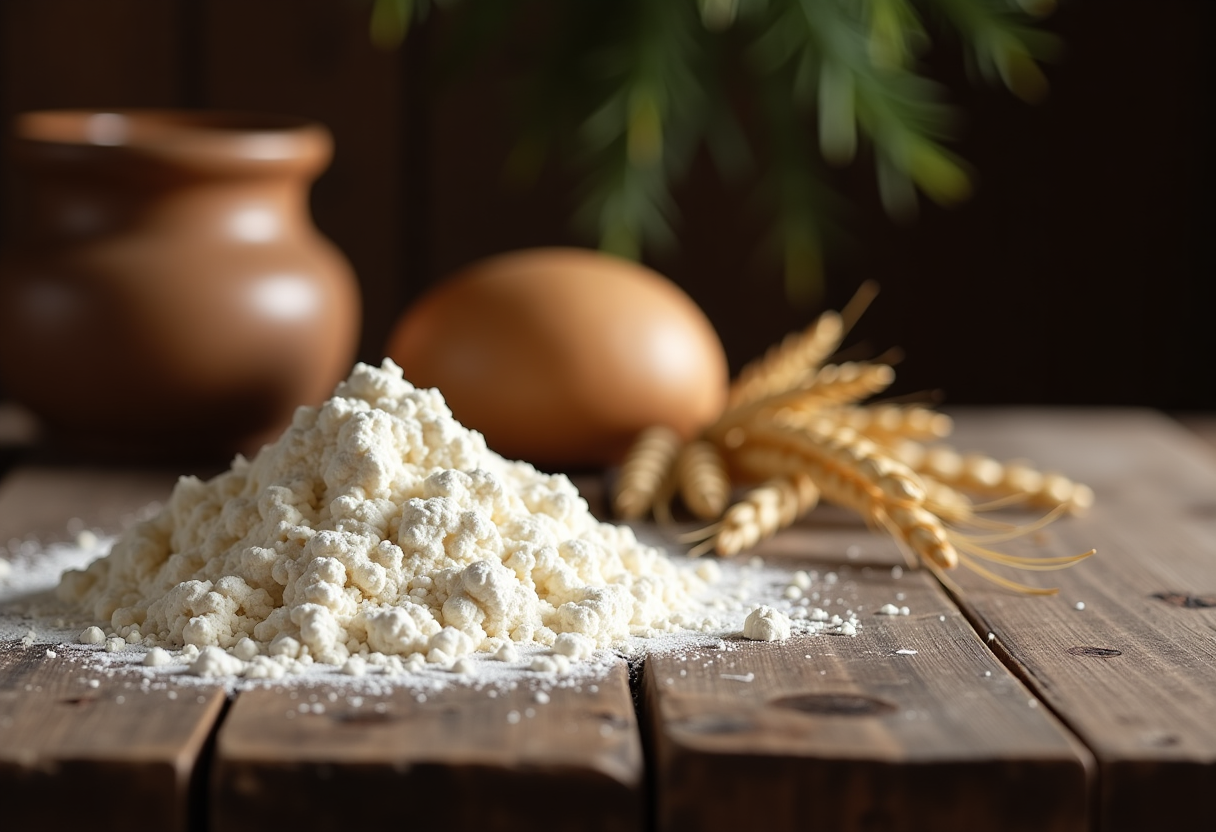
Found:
[915,447,1094,514]
[715,417,1093,592]
[725,418,954,566]
[707,365,895,452]
[794,362,896,406]
[612,425,682,520]
[636,277,1093,594]
[676,439,731,520]
[883,504,959,570]
[712,473,820,556]
[917,475,975,523]
[834,404,954,443]
[726,310,844,409]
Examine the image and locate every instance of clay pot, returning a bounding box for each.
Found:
[0,110,361,461]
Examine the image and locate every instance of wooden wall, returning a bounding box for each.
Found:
[1,0,1212,410]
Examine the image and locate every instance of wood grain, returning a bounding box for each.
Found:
[211,661,644,832]
[940,409,1216,832]
[0,642,225,832]
[644,560,1092,832]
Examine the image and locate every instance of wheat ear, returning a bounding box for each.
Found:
[684,471,819,557]
[726,310,843,410]
[612,425,682,520]
[708,474,820,557]
[915,447,1094,515]
[791,362,897,407]
[834,404,954,443]
[726,419,958,570]
[676,439,731,520]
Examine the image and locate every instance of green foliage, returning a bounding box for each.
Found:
[371,0,1058,302]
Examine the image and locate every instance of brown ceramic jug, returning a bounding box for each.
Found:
[0,110,361,461]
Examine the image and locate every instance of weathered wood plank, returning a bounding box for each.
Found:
[211,661,644,832]
[0,465,220,831]
[644,559,1092,832]
[940,408,1216,832]
[0,641,225,832]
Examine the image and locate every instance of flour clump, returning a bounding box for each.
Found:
[56,360,703,669]
[742,605,792,642]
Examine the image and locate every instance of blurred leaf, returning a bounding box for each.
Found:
[866,0,927,69]
[627,90,664,165]
[369,0,412,50]
[926,0,1061,98]
[379,0,1057,304]
[818,58,857,164]
[699,0,740,30]
[908,141,973,205]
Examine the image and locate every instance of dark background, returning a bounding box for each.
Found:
[0,0,1211,413]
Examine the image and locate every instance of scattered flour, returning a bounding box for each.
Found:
[530,654,571,674]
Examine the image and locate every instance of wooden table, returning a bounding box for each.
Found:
[2,409,1215,832]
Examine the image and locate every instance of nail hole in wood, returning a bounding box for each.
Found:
[1066,646,1122,658]
[770,693,897,717]
[58,697,96,706]
[1151,591,1216,608]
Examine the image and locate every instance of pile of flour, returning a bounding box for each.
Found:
[55,360,715,674]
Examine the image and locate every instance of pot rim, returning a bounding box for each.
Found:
[11,109,332,169]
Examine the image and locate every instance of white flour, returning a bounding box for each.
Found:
[1,531,868,692]
[1,361,875,686]
[48,361,724,670]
